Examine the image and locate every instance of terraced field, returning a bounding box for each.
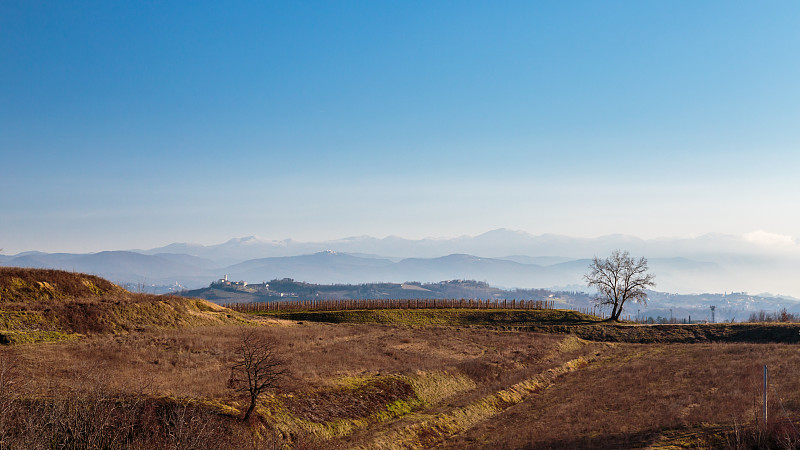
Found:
[9,321,606,447]
[442,342,800,448]
[2,268,800,448]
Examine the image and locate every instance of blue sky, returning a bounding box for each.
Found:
[2,1,800,253]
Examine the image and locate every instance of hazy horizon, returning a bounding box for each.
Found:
[3,228,800,257]
[3,2,799,263]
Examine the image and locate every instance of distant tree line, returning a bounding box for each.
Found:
[748,308,800,323]
[191,278,595,304]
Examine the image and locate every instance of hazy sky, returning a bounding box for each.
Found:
[2,1,800,254]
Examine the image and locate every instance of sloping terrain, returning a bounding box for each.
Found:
[442,343,800,449]
[259,308,800,344]
[3,267,800,448]
[1,252,218,288]
[0,318,607,448]
[0,267,241,343]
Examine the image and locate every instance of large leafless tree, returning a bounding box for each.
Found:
[228,328,286,422]
[584,250,656,321]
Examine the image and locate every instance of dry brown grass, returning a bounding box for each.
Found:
[0,267,125,301]
[1,320,595,447]
[443,342,800,449]
[10,323,571,399]
[0,268,240,339]
[9,318,798,448]
[0,346,276,449]
[7,267,800,448]
[0,321,592,448]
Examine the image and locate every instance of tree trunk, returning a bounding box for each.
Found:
[242,395,257,422]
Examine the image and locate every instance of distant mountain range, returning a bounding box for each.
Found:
[2,229,800,299]
[139,228,800,261]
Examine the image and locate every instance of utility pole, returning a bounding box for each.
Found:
[763,365,768,425]
[710,305,716,323]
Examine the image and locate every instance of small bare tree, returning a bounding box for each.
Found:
[228,328,286,422]
[584,250,655,321]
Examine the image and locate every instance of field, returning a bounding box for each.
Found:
[2,268,800,449]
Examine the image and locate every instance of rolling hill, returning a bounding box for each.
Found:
[4,229,800,298]
[0,267,240,343]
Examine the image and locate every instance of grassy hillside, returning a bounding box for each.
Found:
[523,322,800,343]
[0,267,126,301]
[0,267,242,343]
[2,291,800,447]
[259,307,800,344]
[7,324,602,448]
[260,308,601,327]
[4,267,800,447]
[442,342,800,448]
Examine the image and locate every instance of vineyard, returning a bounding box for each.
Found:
[223,297,555,313]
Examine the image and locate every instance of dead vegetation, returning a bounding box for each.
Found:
[0,321,603,448]
[229,328,287,421]
[4,268,800,448]
[444,343,800,449]
[522,322,800,344]
[261,308,600,327]
[0,267,126,301]
[11,324,572,399]
[6,318,800,448]
[0,268,242,342]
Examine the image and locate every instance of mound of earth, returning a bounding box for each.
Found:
[0,267,242,343]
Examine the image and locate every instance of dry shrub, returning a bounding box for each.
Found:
[749,308,800,323]
[715,421,800,449]
[0,350,21,447]
[0,365,260,450]
[0,351,246,449]
[6,395,253,450]
[457,360,504,383]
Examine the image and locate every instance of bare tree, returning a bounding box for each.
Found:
[228,328,286,422]
[584,250,655,321]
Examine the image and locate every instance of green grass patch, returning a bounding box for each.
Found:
[260,371,478,441]
[0,310,58,331]
[0,330,80,344]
